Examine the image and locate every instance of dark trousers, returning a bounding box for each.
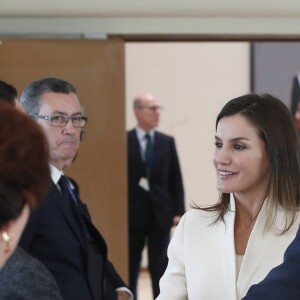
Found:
[129,205,170,300]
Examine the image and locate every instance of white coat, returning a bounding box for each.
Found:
[157,195,300,300]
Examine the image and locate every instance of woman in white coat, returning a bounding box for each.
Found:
[156,93,300,300]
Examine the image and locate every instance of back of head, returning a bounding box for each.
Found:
[0,102,50,228]
[20,77,77,115]
[0,80,17,106]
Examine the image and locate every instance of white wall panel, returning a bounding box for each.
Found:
[126,42,250,208]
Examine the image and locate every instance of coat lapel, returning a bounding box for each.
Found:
[152,132,163,174]
[236,199,283,298]
[49,182,86,249]
[131,129,146,173]
[222,195,238,300]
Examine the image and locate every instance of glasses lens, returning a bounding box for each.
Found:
[148,106,161,111]
[50,115,87,128]
[72,116,87,128]
[51,115,67,127]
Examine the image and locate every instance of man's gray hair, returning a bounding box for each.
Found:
[20,77,77,115]
[133,97,144,109]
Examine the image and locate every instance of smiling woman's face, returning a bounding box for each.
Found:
[37,92,82,170]
[213,114,269,199]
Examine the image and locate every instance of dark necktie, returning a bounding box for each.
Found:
[58,175,91,241]
[145,133,154,176]
[58,175,72,210]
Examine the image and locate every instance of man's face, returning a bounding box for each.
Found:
[135,95,160,132]
[37,92,82,170]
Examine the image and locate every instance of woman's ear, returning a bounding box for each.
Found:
[1,223,13,254]
[0,222,14,268]
[1,204,30,258]
[0,201,31,269]
[2,231,11,254]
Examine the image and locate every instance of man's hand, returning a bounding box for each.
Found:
[117,290,131,300]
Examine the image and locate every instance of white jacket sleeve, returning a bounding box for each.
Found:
[156,213,188,300]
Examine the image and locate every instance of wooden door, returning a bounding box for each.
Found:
[0,38,128,281]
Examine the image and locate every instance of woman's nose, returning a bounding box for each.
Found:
[215,148,231,165]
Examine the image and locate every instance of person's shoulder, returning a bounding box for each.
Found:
[0,248,59,293]
[6,248,63,299]
[9,247,49,273]
[185,206,218,217]
[127,128,136,135]
[173,208,222,243]
[127,128,138,141]
[180,207,219,228]
[154,131,174,142]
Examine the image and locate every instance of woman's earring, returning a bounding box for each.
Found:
[2,232,11,254]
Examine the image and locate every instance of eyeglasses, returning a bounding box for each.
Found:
[140,105,163,111]
[29,114,88,128]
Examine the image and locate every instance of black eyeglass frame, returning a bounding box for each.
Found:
[29,114,88,128]
[139,105,164,111]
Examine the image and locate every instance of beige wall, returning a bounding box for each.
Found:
[126,42,250,209]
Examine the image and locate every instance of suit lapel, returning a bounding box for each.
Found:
[79,202,108,257]
[152,132,163,174]
[49,182,86,248]
[222,195,238,300]
[237,199,282,298]
[131,129,146,174]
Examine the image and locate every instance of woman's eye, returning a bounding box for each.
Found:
[214,141,222,148]
[234,144,245,150]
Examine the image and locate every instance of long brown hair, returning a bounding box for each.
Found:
[198,93,300,233]
[0,102,50,229]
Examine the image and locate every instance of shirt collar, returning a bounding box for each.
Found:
[136,126,155,140]
[50,164,64,184]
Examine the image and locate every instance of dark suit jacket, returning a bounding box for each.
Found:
[243,225,300,300]
[0,247,62,300]
[127,129,185,230]
[291,75,300,117]
[20,180,126,300]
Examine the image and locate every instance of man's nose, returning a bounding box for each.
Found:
[63,118,77,133]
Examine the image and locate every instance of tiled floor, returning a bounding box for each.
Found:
[137,271,153,300]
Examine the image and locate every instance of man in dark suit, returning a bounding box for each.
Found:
[290,74,300,118]
[19,77,132,300]
[242,225,300,300]
[128,94,185,299]
[291,74,300,133]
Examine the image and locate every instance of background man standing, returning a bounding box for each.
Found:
[127,94,185,299]
[19,77,132,300]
